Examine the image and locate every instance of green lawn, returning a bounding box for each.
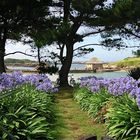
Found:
[55,89,106,140]
[110,57,140,68]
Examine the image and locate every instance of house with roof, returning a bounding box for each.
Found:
[85,57,106,71]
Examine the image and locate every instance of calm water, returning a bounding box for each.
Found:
[7,66,35,71]
[7,64,86,70]
[47,71,128,82]
[71,71,127,79]
[8,66,128,81]
[8,64,86,71]
[58,63,86,70]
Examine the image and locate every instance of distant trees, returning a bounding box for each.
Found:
[46,0,120,87]
[132,50,140,57]
[5,58,36,64]
[0,0,52,73]
[100,0,140,50]
[1,0,140,88]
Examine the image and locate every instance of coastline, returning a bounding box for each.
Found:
[6,68,127,74]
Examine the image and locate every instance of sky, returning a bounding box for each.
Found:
[5,0,139,63]
[74,35,139,62]
[5,35,139,63]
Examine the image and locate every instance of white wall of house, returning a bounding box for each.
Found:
[86,63,103,70]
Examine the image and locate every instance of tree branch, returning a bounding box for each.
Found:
[81,29,106,38]
[124,27,140,39]
[63,0,71,21]
[74,43,140,53]
[59,44,65,64]
[74,43,104,51]
[5,51,36,57]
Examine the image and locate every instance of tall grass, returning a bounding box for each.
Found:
[0,84,58,140]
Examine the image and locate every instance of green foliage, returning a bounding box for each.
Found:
[0,0,52,40]
[132,50,140,57]
[105,94,140,140]
[75,86,140,139]
[55,89,106,139]
[51,22,72,44]
[74,87,112,122]
[75,48,94,57]
[37,62,58,75]
[74,88,92,110]
[72,0,105,14]
[46,66,59,75]
[5,58,37,64]
[0,84,58,140]
[110,57,140,68]
[113,0,133,17]
[37,62,48,74]
[128,67,140,80]
[101,37,126,50]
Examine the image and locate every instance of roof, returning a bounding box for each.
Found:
[85,57,105,64]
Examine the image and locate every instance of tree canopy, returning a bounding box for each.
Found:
[42,0,121,87]
[0,0,52,73]
[1,0,140,87]
[100,0,140,49]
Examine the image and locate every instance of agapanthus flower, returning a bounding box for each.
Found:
[24,74,58,93]
[0,71,58,93]
[136,94,140,109]
[79,76,140,109]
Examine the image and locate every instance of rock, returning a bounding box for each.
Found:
[80,135,97,140]
[101,136,115,140]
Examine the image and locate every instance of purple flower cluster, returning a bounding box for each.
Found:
[24,74,58,93]
[0,71,25,92]
[0,71,58,93]
[79,76,140,109]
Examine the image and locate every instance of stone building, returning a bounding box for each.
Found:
[85,57,105,71]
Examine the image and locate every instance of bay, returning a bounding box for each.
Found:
[7,66,35,71]
[7,66,128,82]
[47,71,128,82]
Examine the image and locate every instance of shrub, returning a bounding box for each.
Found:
[75,76,140,139]
[128,67,140,80]
[87,88,112,122]
[74,87,112,122]
[105,94,140,140]
[36,62,58,75]
[74,88,92,111]
[0,84,57,140]
[0,71,58,93]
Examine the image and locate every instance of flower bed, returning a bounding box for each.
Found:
[74,76,140,139]
[0,71,58,140]
[0,71,58,93]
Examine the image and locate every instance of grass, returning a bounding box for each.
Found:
[110,57,140,68]
[55,89,106,140]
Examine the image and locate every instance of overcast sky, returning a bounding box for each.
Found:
[5,0,139,63]
[5,35,139,63]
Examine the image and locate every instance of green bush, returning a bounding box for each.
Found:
[0,84,57,140]
[128,67,140,80]
[74,88,92,110]
[74,87,112,122]
[105,94,140,140]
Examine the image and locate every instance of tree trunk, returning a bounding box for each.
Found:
[37,47,41,65]
[0,40,6,73]
[59,43,74,87]
[0,22,8,73]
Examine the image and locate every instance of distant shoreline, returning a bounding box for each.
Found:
[6,69,127,74]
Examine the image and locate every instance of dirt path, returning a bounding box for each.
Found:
[55,89,106,140]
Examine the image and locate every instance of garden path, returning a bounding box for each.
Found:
[55,89,105,140]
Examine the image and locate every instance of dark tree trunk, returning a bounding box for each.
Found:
[37,47,41,65]
[59,43,74,87]
[0,21,8,73]
[0,40,6,73]
[58,1,82,87]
